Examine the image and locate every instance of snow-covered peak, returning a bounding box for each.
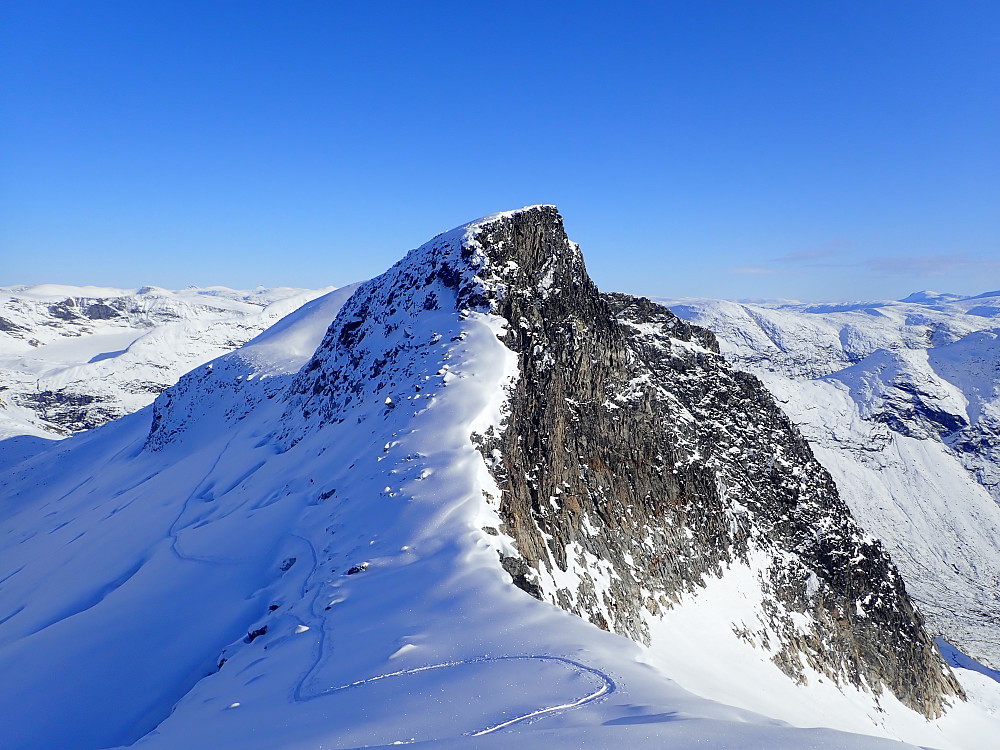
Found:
[286,205,577,431]
[899,290,965,304]
[447,203,559,236]
[3,210,998,750]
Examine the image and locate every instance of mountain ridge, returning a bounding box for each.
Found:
[1,207,997,748]
[419,207,962,715]
[661,292,1000,673]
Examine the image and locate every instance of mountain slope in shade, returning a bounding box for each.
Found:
[1,209,998,749]
[0,284,340,439]
[661,293,1000,675]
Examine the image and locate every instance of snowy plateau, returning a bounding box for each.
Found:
[0,207,998,750]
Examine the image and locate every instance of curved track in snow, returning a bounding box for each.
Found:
[298,654,616,737]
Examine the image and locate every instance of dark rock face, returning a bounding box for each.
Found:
[47,300,80,321]
[499,554,543,600]
[280,205,962,717]
[84,302,120,320]
[15,390,116,433]
[460,207,961,717]
[0,316,27,335]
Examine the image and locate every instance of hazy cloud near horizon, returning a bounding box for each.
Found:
[730,247,999,291]
[864,253,1000,277]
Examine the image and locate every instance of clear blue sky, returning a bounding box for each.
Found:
[2,1,997,301]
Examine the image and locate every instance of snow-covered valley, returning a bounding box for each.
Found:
[0,284,341,439]
[1,209,998,749]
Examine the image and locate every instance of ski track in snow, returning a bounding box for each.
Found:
[294,654,615,739]
[280,464,616,739]
[167,435,241,564]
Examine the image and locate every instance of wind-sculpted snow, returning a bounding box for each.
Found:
[144,284,359,450]
[0,284,334,438]
[281,208,538,439]
[662,293,1000,674]
[1,210,998,750]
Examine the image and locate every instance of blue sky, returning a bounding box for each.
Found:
[2,1,997,301]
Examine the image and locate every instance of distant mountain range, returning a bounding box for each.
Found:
[0,284,337,438]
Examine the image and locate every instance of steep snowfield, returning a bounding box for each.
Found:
[0,284,337,438]
[640,552,1000,750]
[661,294,1000,676]
[1,222,998,749]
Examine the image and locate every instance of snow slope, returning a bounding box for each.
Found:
[0,284,337,439]
[661,293,1000,675]
[1,217,997,749]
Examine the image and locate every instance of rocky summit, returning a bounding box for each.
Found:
[471,208,963,716]
[286,205,962,717]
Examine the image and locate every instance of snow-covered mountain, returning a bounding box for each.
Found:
[661,292,1000,677]
[1,210,998,750]
[0,284,340,439]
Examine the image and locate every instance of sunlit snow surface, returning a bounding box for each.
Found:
[1,225,998,749]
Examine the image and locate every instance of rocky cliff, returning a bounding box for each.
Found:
[286,205,963,718]
[8,211,988,750]
[661,294,1000,671]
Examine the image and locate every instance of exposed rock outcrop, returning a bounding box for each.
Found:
[660,295,1000,671]
[470,208,963,716]
[286,205,963,718]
